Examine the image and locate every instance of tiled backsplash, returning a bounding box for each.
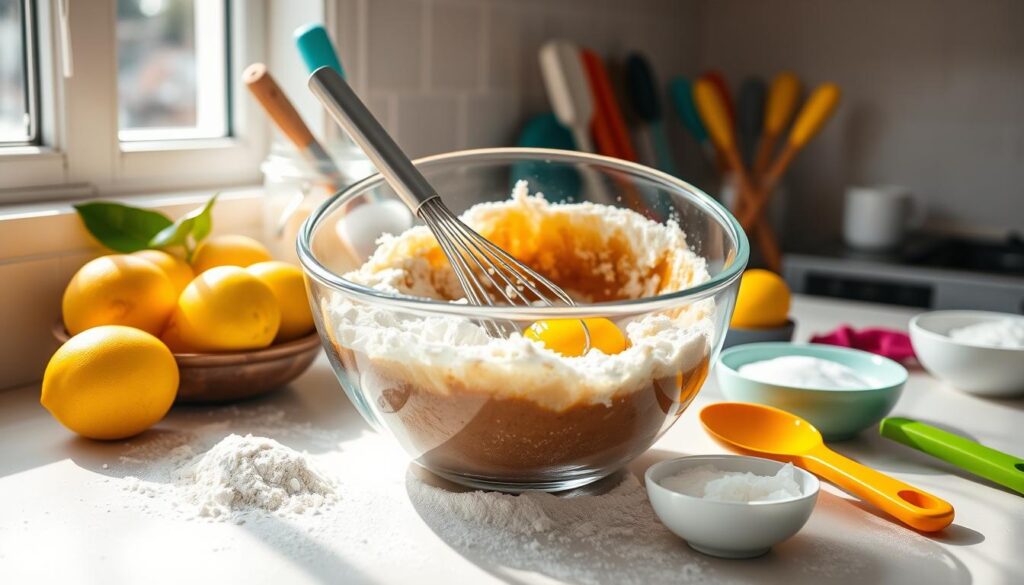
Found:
[328,0,699,159]
[695,0,1024,246]
[324,0,1024,243]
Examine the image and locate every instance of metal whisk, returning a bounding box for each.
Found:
[308,67,586,341]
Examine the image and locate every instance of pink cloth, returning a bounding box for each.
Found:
[810,325,916,363]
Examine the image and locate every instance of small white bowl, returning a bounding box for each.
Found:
[645,455,819,559]
[910,311,1024,397]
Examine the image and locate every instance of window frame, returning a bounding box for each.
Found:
[0,0,268,204]
[0,0,41,147]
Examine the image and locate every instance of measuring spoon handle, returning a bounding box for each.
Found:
[803,446,955,532]
[881,417,1024,496]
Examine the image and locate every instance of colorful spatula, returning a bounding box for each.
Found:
[881,417,1024,496]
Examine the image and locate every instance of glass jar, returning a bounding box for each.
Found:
[260,140,374,263]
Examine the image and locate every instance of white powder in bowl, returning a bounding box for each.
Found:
[738,355,872,390]
[660,463,803,502]
[948,318,1024,349]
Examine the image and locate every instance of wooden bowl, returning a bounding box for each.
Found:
[53,322,323,404]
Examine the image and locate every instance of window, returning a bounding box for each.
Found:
[0,0,38,145]
[0,0,266,201]
[117,0,229,142]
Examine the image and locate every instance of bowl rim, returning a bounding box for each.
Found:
[645,454,820,508]
[909,310,1024,354]
[296,147,749,318]
[717,342,909,392]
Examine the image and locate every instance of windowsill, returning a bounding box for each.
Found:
[0,185,265,263]
[118,137,248,153]
[0,145,62,158]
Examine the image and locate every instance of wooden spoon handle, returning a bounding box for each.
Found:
[740,83,841,230]
[739,145,796,230]
[751,132,778,184]
[244,63,316,150]
[803,447,955,532]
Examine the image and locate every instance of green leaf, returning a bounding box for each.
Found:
[74,202,173,253]
[189,193,218,242]
[147,194,219,253]
[149,216,195,248]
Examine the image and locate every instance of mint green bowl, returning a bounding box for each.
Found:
[715,343,907,441]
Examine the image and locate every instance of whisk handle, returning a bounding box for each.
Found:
[308,66,437,212]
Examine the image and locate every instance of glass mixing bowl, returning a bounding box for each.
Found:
[298,148,748,491]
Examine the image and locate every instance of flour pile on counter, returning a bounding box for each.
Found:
[948,318,1024,349]
[175,434,336,518]
[123,433,336,521]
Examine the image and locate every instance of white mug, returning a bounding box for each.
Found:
[842,185,924,251]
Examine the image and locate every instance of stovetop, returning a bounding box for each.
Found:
[899,234,1024,275]
[783,233,1024,312]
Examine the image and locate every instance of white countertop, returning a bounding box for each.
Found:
[1,295,1021,584]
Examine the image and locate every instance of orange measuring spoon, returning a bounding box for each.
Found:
[700,402,955,532]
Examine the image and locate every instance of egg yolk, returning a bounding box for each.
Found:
[524,317,628,357]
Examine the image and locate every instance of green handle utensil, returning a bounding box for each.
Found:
[880,417,1024,496]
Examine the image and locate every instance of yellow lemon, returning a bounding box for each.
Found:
[730,269,791,329]
[191,234,272,274]
[159,318,196,353]
[246,261,315,342]
[62,255,177,336]
[41,325,178,440]
[169,266,281,351]
[525,317,627,357]
[132,249,194,295]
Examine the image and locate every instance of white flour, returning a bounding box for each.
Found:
[123,433,336,522]
[406,471,707,584]
[660,463,802,502]
[176,434,336,518]
[738,355,872,390]
[948,318,1024,349]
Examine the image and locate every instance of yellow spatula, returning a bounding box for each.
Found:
[752,72,801,180]
[739,83,841,231]
[694,78,782,271]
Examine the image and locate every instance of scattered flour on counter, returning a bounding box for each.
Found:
[660,463,803,502]
[738,355,872,390]
[948,318,1024,349]
[406,471,707,584]
[122,434,336,521]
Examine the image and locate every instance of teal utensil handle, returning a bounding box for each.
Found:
[668,77,709,143]
[648,121,678,177]
[880,417,1024,495]
[295,23,345,77]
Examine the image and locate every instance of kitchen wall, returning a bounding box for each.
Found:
[313,0,701,160]
[694,0,1024,247]
[313,0,1024,245]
